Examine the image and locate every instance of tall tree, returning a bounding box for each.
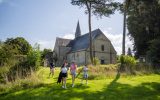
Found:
[126,0,160,63]
[71,0,119,64]
[122,0,131,55]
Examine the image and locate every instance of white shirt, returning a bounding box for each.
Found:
[61,67,67,73]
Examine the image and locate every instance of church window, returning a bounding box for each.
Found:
[101,45,104,51]
[74,53,75,60]
[77,53,79,57]
[101,59,105,64]
[72,54,75,60]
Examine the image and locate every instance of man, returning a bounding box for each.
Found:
[49,62,54,77]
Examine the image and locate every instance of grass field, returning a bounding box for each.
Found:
[0,67,160,100]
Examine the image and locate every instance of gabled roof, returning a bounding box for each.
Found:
[67,28,104,52]
[55,37,72,46]
[54,37,72,51]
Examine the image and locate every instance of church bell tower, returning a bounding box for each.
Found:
[75,21,81,38]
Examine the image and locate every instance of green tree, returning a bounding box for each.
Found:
[71,0,119,64]
[4,37,31,55]
[41,49,52,60]
[127,0,160,58]
[27,43,41,70]
[157,0,160,5]
[0,44,14,66]
[147,39,160,67]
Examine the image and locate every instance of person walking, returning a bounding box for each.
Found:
[81,64,88,85]
[70,61,77,87]
[61,62,68,89]
[49,62,54,77]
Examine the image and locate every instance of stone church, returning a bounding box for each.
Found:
[54,21,117,66]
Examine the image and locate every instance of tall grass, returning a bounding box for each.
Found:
[77,62,160,80]
[0,69,44,94]
[77,64,120,80]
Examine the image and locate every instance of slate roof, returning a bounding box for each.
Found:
[67,28,105,52]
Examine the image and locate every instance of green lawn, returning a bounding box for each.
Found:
[0,67,160,100]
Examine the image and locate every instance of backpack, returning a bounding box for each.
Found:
[57,72,62,84]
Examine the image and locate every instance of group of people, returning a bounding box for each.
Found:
[49,61,88,89]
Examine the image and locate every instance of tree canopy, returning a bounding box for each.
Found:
[125,0,160,66]
[127,0,160,57]
[71,0,119,17]
[4,37,32,55]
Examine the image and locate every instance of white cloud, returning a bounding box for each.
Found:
[37,40,54,50]
[103,30,133,55]
[61,30,134,55]
[107,27,113,31]
[62,33,74,39]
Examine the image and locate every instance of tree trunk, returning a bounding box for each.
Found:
[88,3,93,64]
[122,2,127,55]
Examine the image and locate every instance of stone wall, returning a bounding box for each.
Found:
[67,50,86,66]
[56,46,71,66]
[89,33,117,64]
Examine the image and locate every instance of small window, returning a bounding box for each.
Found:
[101,60,105,64]
[72,54,75,60]
[77,53,79,57]
[101,45,104,51]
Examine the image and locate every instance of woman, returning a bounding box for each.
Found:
[61,63,68,89]
[70,61,77,87]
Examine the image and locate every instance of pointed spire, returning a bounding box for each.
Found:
[75,20,81,38]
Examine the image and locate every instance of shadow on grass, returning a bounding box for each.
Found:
[0,72,160,100]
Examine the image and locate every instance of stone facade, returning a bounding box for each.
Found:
[54,22,117,66]
[54,38,71,66]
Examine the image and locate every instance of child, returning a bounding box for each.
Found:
[61,63,68,89]
[81,64,88,85]
[70,61,77,87]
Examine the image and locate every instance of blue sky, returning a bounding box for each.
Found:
[0,0,132,55]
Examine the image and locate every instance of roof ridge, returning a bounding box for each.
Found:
[57,37,73,40]
[77,28,101,38]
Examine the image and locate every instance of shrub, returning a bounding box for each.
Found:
[120,55,137,73]
[26,49,41,71]
[0,48,41,83]
[93,57,100,65]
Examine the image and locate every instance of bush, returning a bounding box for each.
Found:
[120,55,137,74]
[0,39,41,83]
[0,47,41,83]
[93,57,100,65]
[26,49,41,71]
